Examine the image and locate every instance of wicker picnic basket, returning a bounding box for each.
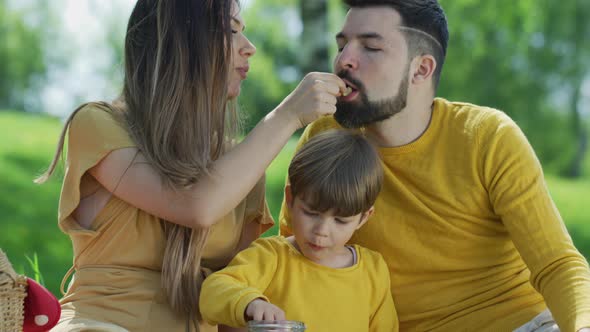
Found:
[0,249,28,332]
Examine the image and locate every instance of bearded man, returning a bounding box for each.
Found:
[280,1,590,331]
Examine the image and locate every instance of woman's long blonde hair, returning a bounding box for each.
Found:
[36,0,238,326]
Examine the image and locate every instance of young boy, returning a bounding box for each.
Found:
[200,130,398,332]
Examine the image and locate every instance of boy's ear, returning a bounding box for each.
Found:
[356,206,375,230]
[285,185,293,207]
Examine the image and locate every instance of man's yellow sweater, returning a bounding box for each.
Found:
[280,98,590,331]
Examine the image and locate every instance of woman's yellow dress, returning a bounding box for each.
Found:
[52,105,273,331]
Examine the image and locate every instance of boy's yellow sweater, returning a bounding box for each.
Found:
[200,236,398,331]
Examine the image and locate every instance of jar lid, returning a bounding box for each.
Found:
[247,320,306,330]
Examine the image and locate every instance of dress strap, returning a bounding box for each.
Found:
[60,265,76,295]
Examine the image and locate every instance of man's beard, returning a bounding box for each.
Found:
[335,71,409,129]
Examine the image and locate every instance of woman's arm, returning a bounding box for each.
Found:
[90,73,346,228]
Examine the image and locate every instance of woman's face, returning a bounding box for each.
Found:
[227,5,256,99]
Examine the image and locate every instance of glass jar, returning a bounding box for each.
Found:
[247,320,306,332]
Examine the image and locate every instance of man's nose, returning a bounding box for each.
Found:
[335,44,358,71]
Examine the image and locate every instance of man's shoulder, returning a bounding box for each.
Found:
[304,116,342,138]
[435,98,514,130]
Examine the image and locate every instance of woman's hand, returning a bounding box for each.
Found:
[275,72,347,129]
[245,298,286,321]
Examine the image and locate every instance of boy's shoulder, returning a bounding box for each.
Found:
[354,245,392,292]
[355,245,388,271]
[250,236,291,252]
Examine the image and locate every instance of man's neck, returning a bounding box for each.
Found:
[364,97,434,148]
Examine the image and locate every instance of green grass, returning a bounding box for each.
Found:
[263,138,297,236]
[0,111,69,296]
[1,110,588,297]
[545,175,590,258]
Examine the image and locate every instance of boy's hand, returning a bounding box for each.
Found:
[245,298,286,321]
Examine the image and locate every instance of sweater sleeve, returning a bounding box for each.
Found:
[479,112,590,332]
[369,253,399,332]
[200,238,279,327]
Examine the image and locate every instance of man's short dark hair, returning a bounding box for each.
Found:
[344,0,449,88]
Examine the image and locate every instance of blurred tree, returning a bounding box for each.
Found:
[239,0,300,130]
[438,0,589,176]
[299,0,330,72]
[327,0,347,59]
[239,0,347,130]
[530,0,590,177]
[0,0,47,111]
[95,0,129,97]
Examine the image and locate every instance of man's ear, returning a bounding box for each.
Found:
[356,206,375,230]
[285,185,293,207]
[412,54,436,85]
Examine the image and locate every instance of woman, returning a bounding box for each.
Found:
[36,0,345,331]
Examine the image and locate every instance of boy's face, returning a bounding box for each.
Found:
[286,188,373,265]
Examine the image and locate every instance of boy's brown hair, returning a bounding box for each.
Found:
[288,130,383,217]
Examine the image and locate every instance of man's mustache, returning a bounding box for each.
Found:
[336,70,365,93]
